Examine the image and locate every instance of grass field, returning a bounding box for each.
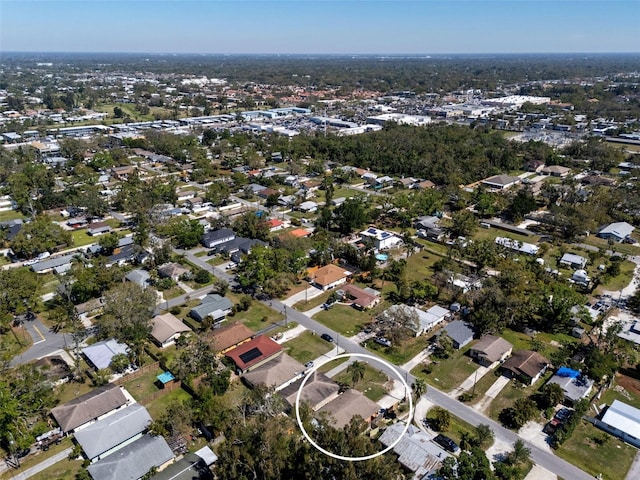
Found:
[313,304,374,336]
[334,363,390,401]
[486,371,553,422]
[366,334,430,366]
[413,342,479,392]
[0,209,24,222]
[144,386,192,419]
[556,420,635,480]
[120,367,165,402]
[282,331,333,364]
[0,327,32,362]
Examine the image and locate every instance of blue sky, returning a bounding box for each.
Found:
[0,1,638,54]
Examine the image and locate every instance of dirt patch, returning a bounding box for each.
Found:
[616,372,640,399]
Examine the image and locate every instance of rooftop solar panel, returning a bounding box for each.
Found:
[239,347,263,365]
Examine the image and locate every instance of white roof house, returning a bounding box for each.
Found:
[82,339,129,370]
[599,400,640,448]
[360,227,402,250]
[597,222,635,242]
[495,236,539,255]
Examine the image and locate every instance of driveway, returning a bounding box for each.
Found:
[473,375,511,413]
[282,285,324,307]
[449,365,492,398]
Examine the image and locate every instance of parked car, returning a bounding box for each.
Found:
[375,337,392,347]
[320,333,334,342]
[304,361,314,369]
[554,407,572,422]
[543,418,562,434]
[433,434,459,453]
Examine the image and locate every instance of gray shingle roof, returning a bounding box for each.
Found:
[87,434,174,480]
[442,321,474,348]
[190,294,233,321]
[75,403,151,460]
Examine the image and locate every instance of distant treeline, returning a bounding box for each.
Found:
[2,52,640,93]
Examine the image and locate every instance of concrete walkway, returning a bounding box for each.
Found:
[473,375,511,413]
[625,449,640,480]
[176,280,194,294]
[413,396,434,432]
[10,447,73,480]
[378,379,410,410]
[448,365,491,398]
[524,464,557,480]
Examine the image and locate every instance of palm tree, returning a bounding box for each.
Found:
[347,361,366,387]
[509,439,531,466]
[412,377,427,399]
[474,424,494,448]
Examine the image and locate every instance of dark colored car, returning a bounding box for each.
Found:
[543,418,562,434]
[320,333,334,342]
[433,434,459,453]
[554,408,572,422]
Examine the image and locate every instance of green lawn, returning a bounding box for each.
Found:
[120,367,165,402]
[486,371,553,422]
[556,420,636,480]
[467,368,505,404]
[499,328,575,359]
[226,293,284,331]
[313,304,374,336]
[425,409,481,447]
[0,327,32,362]
[405,252,441,283]
[55,379,96,404]
[597,260,636,292]
[366,334,430,366]
[413,342,479,392]
[282,331,333,364]
[473,227,540,245]
[293,289,333,312]
[317,356,349,374]
[0,209,25,222]
[334,363,390,401]
[582,236,640,257]
[144,386,193,419]
[27,459,84,480]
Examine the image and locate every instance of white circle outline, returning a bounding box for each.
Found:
[294,352,414,462]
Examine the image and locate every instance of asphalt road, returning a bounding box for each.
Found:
[10,318,71,366]
[183,246,595,480]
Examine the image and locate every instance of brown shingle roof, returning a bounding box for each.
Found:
[310,264,351,288]
[317,389,379,428]
[502,350,549,379]
[280,371,341,411]
[51,384,128,432]
[242,354,305,389]
[207,322,254,353]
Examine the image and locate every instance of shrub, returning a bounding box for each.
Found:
[169,306,181,315]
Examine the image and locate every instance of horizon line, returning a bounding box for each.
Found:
[2,51,640,57]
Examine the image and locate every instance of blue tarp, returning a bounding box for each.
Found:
[557,366,580,378]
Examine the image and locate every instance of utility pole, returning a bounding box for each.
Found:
[284,305,288,328]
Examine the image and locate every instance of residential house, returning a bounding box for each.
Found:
[317,389,379,429]
[151,313,191,348]
[282,228,311,239]
[560,253,588,269]
[397,177,418,188]
[382,304,448,337]
[597,222,635,243]
[75,297,105,323]
[206,322,254,354]
[280,371,341,411]
[360,227,402,250]
[189,294,234,323]
[413,180,435,190]
[87,434,174,480]
[298,201,318,213]
[481,174,521,190]
[541,165,571,177]
[242,353,305,391]
[202,229,235,249]
[124,269,150,288]
[87,222,112,236]
[441,321,474,349]
[501,350,549,385]
[31,254,76,274]
[309,264,352,291]
[546,367,594,405]
[379,422,451,478]
[82,339,130,370]
[74,403,152,463]
[470,335,513,367]
[495,236,539,255]
[571,269,590,286]
[111,165,136,180]
[51,384,130,433]
[597,400,640,448]
[157,263,189,281]
[225,335,283,374]
[267,218,285,232]
[340,284,381,310]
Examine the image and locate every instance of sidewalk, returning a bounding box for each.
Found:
[273,324,307,344]
[10,447,72,480]
[378,379,410,410]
